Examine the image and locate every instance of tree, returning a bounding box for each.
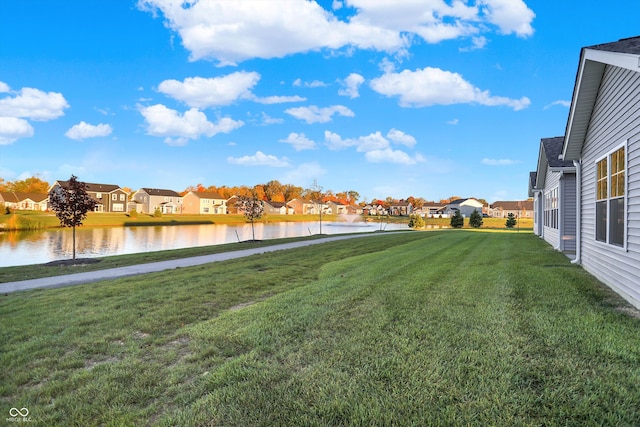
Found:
[408,214,425,229]
[505,212,517,228]
[450,209,464,228]
[469,209,483,228]
[307,180,326,234]
[347,190,360,204]
[236,194,264,241]
[6,175,50,193]
[282,184,302,214]
[48,175,98,260]
[263,180,284,202]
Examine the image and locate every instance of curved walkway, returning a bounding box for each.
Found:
[1,233,393,294]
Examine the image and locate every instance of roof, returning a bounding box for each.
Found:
[186,191,225,200]
[140,188,182,197]
[264,201,287,208]
[56,180,121,193]
[492,200,534,210]
[542,137,574,168]
[563,36,640,160]
[528,172,537,197]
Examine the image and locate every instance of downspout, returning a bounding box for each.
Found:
[571,159,582,264]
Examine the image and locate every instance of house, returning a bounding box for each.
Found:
[490,200,535,219]
[345,204,363,215]
[389,201,413,216]
[288,198,321,215]
[327,201,348,215]
[263,200,292,215]
[528,172,539,232]
[444,198,484,218]
[0,192,49,211]
[559,36,640,309]
[182,191,228,214]
[415,203,447,218]
[528,136,576,254]
[132,188,183,214]
[50,181,129,212]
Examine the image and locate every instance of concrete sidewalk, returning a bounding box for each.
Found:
[0,233,383,294]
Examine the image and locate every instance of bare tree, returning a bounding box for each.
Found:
[308,180,327,235]
[48,175,98,260]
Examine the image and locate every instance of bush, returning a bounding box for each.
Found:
[408,214,425,229]
[450,210,464,228]
[469,209,483,228]
[128,209,138,218]
[154,208,162,218]
[505,213,517,228]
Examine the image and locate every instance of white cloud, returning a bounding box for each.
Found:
[0,87,69,121]
[139,104,244,145]
[258,112,284,125]
[370,67,530,110]
[387,128,416,148]
[338,73,365,98]
[227,151,290,167]
[365,148,424,165]
[65,121,113,141]
[0,81,9,93]
[157,72,259,108]
[0,117,34,145]
[544,100,570,110]
[286,105,354,124]
[447,118,460,125]
[459,36,488,52]
[251,95,307,104]
[139,0,406,65]
[481,158,520,166]
[139,0,534,65]
[279,132,317,151]
[293,79,329,88]
[481,0,535,37]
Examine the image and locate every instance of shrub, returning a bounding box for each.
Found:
[128,209,138,218]
[408,214,425,229]
[154,208,162,218]
[505,213,517,228]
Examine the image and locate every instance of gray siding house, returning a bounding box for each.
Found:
[132,188,183,214]
[532,137,577,254]
[561,36,640,309]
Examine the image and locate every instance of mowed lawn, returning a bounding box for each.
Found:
[2,231,640,426]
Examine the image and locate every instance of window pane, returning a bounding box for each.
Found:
[610,198,624,246]
[596,201,607,242]
[618,174,625,196]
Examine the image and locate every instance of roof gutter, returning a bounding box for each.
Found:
[571,159,582,264]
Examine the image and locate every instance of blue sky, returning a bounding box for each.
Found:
[1,0,639,203]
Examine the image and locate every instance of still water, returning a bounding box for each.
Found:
[0,221,407,267]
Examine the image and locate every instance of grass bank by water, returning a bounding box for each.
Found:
[4,230,631,426]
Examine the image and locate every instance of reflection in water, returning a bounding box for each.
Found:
[0,221,407,267]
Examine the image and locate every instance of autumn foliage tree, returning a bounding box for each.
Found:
[48,175,98,260]
[235,194,264,241]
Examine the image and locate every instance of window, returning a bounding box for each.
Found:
[544,187,558,229]
[596,145,626,247]
[120,194,125,201]
[112,194,117,201]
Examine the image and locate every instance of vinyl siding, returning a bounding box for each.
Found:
[561,173,577,252]
[542,166,560,249]
[580,65,640,308]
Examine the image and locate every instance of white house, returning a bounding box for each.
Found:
[444,198,484,218]
[560,36,640,309]
[531,136,577,254]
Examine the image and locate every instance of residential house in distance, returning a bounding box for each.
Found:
[327,201,348,215]
[0,192,49,211]
[415,203,446,218]
[558,36,640,309]
[182,191,228,214]
[50,180,128,212]
[132,188,183,214]
[490,200,535,219]
[263,200,292,215]
[288,198,319,215]
[389,200,413,216]
[444,198,484,218]
[529,136,576,254]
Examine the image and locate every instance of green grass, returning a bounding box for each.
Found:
[2,230,639,426]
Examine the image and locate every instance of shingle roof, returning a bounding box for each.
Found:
[57,181,121,193]
[529,172,537,189]
[541,137,574,168]
[492,200,533,210]
[189,191,225,199]
[588,36,640,54]
[141,188,181,197]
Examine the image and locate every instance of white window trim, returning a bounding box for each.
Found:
[594,139,628,251]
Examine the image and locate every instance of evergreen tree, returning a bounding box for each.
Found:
[408,214,425,229]
[469,209,483,228]
[450,210,464,228]
[505,212,517,228]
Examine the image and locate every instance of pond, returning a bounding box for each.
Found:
[0,220,408,267]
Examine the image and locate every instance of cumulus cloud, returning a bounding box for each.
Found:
[370,67,530,110]
[481,158,520,166]
[338,73,365,98]
[365,148,424,165]
[251,95,306,104]
[0,117,34,145]
[0,87,69,121]
[138,0,535,65]
[227,151,290,167]
[139,104,244,146]
[387,128,416,148]
[325,129,422,164]
[285,105,354,124]
[279,132,317,151]
[293,79,329,88]
[157,72,259,108]
[0,81,9,93]
[65,121,113,141]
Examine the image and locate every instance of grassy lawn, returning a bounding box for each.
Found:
[2,230,638,426]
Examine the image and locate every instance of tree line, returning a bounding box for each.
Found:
[0,175,488,208]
